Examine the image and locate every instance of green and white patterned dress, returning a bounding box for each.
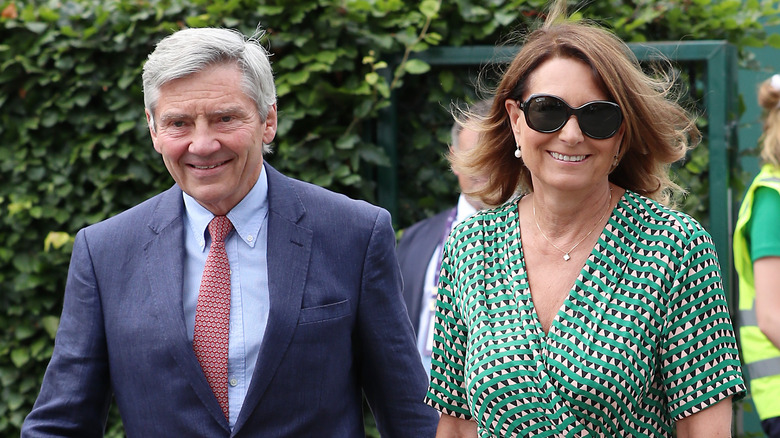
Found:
[425,190,745,437]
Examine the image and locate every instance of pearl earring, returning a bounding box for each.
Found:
[515,144,522,159]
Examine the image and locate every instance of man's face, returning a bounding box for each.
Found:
[147,63,277,215]
[454,127,488,210]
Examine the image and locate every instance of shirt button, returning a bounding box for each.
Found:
[247,235,254,242]
[229,378,238,387]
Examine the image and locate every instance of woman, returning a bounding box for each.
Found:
[425,1,745,437]
[734,74,780,438]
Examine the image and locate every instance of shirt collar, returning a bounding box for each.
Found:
[183,167,269,250]
[456,193,478,224]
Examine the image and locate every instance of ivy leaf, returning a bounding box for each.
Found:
[185,15,209,28]
[6,392,25,411]
[283,70,310,85]
[256,5,284,15]
[336,134,359,150]
[353,99,373,118]
[768,33,780,48]
[311,174,332,187]
[117,120,135,134]
[14,323,34,340]
[44,231,73,252]
[420,0,440,19]
[42,316,60,339]
[439,70,455,93]
[11,348,30,368]
[24,22,48,34]
[31,337,49,357]
[403,59,430,75]
[365,72,379,85]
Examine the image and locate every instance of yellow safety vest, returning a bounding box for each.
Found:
[734,163,780,421]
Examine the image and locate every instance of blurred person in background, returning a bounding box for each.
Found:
[398,98,492,378]
[734,73,780,438]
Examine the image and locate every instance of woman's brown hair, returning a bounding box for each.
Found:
[451,0,699,207]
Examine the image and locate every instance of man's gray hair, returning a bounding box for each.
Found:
[450,98,493,150]
[142,27,277,147]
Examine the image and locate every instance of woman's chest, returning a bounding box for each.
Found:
[458,270,667,410]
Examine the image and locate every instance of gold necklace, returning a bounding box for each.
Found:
[532,186,613,261]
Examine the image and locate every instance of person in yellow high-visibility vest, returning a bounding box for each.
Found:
[734,74,780,438]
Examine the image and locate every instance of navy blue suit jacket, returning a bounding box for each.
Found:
[396,208,454,335]
[22,163,437,437]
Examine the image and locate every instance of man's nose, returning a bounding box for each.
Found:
[189,123,220,154]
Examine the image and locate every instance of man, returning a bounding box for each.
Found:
[397,99,491,377]
[22,27,437,437]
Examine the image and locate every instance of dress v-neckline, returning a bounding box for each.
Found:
[512,194,619,337]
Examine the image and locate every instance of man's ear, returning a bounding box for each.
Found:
[262,104,278,145]
[146,109,161,153]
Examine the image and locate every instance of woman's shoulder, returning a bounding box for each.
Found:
[459,196,519,226]
[620,190,708,241]
[449,196,520,241]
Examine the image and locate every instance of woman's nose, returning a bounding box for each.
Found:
[558,115,585,145]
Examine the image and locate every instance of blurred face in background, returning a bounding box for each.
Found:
[453,126,489,210]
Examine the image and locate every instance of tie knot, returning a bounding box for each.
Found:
[208,216,233,243]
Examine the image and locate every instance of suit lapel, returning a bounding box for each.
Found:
[234,163,312,432]
[144,186,231,431]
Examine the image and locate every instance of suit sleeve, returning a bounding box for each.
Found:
[21,229,112,437]
[356,208,439,437]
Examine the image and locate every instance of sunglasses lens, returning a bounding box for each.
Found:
[526,96,567,133]
[579,102,622,139]
[523,95,622,139]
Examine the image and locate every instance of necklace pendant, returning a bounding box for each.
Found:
[563,253,571,261]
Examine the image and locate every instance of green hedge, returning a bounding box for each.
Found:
[1,0,778,436]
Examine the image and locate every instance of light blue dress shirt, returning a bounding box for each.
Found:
[182,169,270,429]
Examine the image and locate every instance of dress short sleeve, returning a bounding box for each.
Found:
[424,234,473,419]
[661,229,745,420]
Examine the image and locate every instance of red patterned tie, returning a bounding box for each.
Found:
[193,215,233,420]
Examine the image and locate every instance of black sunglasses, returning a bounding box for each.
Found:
[518,94,623,139]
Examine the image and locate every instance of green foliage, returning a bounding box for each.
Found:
[0,0,778,436]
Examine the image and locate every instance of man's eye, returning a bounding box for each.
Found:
[220,116,233,123]
[172,121,185,127]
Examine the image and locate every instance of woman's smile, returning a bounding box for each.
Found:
[549,151,588,162]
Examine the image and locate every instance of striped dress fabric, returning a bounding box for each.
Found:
[425,191,745,437]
